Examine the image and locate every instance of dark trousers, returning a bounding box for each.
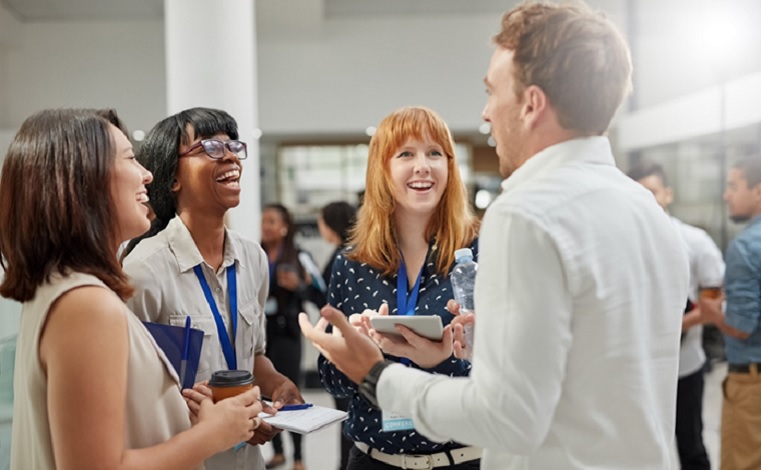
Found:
[266,333,303,460]
[676,368,710,470]
[347,446,480,470]
[335,396,352,470]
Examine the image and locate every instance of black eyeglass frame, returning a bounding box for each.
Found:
[179,139,248,160]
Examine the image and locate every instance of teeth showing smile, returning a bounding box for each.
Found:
[408,181,433,190]
[136,193,149,203]
[216,169,241,182]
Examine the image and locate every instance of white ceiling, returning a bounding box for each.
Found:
[0,0,514,22]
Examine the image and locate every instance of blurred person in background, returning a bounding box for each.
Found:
[1,108,262,470]
[701,156,761,470]
[317,200,357,470]
[261,203,325,470]
[628,162,724,470]
[122,107,302,470]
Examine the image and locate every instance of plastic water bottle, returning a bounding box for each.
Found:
[451,248,478,351]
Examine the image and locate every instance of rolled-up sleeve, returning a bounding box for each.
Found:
[725,238,761,334]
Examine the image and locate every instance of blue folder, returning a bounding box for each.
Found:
[142,321,204,390]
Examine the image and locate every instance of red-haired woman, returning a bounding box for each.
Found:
[317,106,481,469]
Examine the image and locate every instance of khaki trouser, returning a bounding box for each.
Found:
[721,365,761,470]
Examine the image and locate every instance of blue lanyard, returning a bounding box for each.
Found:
[397,258,424,315]
[193,264,238,370]
[396,258,423,366]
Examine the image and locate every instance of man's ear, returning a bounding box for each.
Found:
[521,85,548,128]
[752,182,761,205]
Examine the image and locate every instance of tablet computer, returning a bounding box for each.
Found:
[370,315,443,341]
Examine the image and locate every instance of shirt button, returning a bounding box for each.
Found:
[214,287,221,293]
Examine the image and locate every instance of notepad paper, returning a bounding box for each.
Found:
[260,405,347,434]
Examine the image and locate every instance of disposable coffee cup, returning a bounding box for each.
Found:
[208,370,254,403]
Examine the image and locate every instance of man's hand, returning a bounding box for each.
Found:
[698,295,724,325]
[299,305,384,384]
[448,299,475,360]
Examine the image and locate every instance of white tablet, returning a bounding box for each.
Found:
[370,315,443,341]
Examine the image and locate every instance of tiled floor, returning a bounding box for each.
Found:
[265,362,728,470]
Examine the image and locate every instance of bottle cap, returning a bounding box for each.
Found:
[454,248,473,262]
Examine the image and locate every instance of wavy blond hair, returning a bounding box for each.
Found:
[348,106,479,276]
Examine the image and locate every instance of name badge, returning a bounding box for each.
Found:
[264,298,278,316]
[382,410,415,432]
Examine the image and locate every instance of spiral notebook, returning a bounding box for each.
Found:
[260,405,348,434]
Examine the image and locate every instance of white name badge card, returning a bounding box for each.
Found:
[382,410,415,432]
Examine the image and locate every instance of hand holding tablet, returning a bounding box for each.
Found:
[370,315,444,341]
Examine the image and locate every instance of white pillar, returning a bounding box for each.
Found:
[164,0,261,240]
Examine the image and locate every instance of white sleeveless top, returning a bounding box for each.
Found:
[10,272,200,469]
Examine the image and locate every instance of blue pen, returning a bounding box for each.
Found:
[279,403,313,411]
[179,316,191,388]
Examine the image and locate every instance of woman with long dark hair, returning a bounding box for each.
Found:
[1,109,262,470]
[261,203,324,470]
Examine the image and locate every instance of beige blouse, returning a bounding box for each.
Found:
[11,271,200,469]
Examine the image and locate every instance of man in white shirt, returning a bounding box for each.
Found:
[300,2,689,468]
[629,162,725,470]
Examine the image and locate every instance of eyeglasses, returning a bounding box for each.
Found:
[179,139,248,160]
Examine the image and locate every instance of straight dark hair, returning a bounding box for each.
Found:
[321,201,357,245]
[0,109,133,301]
[123,107,239,256]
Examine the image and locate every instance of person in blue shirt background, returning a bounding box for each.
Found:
[318,106,481,469]
[702,156,761,470]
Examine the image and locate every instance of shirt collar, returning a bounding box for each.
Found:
[746,214,761,229]
[166,216,243,273]
[500,136,615,194]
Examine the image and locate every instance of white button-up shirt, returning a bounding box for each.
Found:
[124,216,269,470]
[378,137,689,469]
[670,216,724,377]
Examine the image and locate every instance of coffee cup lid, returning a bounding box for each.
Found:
[209,370,254,387]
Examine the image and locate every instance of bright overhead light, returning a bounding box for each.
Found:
[478,122,491,135]
[132,130,145,142]
[365,126,376,137]
[252,128,263,139]
[689,2,751,70]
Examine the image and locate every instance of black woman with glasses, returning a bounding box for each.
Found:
[122,107,304,470]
